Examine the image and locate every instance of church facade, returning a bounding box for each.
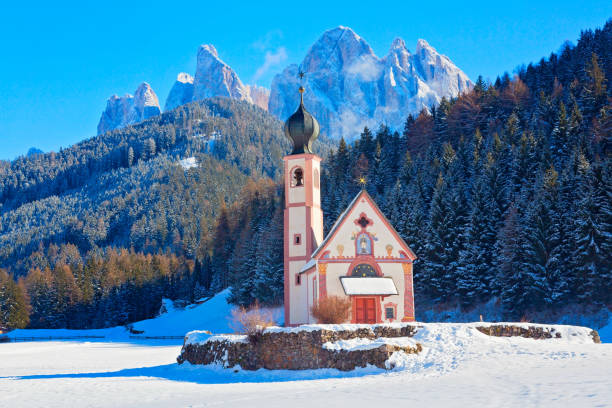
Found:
[283,87,417,326]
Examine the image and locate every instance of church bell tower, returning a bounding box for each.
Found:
[283,86,324,326]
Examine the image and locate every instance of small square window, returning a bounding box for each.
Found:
[385,307,395,319]
[294,234,301,245]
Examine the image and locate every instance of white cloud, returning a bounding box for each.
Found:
[251,30,283,51]
[336,108,377,140]
[253,47,288,81]
[346,55,382,82]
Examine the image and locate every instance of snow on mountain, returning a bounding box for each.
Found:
[193,44,251,102]
[97,82,161,135]
[413,39,472,97]
[246,84,270,111]
[164,45,269,112]
[164,72,194,111]
[269,26,473,140]
[97,29,470,136]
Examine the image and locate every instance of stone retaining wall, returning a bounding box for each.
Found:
[476,325,601,343]
[177,323,601,371]
[177,325,422,371]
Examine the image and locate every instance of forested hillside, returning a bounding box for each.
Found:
[0,99,315,329]
[1,99,291,273]
[1,21,611,330]
[227,21,612,318]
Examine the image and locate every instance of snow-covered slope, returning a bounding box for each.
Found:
[269,26,472,140]
[97,82,161,134]
[5,289,282,340]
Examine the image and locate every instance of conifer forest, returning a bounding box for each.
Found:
[1,21,611,330]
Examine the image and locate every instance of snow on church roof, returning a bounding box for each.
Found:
[299,258,317,274]
[340,277,398,296]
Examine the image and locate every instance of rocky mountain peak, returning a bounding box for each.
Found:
[385,37,412,71]
[164,44,269,112]
[133,82,159,108]
[176,72,194,84]
[165,73,194,111]
[131,82,161,123]
[246,85,270,111]
[413,39,471,97]
[199,44,219,59]
[270,30,472,140]
[97,83,161,135]
[193,43,250,101]
[390,37,407,50]
[302,26,375,73]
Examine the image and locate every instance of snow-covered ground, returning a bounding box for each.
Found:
[6,289,282,341]
[178,157,198,170]
[1,290,611,407]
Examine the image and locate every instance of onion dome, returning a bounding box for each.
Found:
[284,86,320,155]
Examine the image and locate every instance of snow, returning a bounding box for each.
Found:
[2,288,610,407]
[178,157,197,170]
[323,336,418,351]
[263,323,394,334]
[185,332,247,346]
[1,321,611,407]
[340,276,398,295]
[6,289,259,341]
[299,258,316,273]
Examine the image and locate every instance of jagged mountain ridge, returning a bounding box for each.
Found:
[269,26,472,140]
[97,26,470,137]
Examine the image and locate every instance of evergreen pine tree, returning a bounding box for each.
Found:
[457,177,497,307]
[550,102,570,168]
[422,174,451,302]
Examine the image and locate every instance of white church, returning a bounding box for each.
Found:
[283,86,417,326]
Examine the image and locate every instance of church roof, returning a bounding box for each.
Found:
[310,189,417,260]
[340,276,399,296]
[299,258,317,274]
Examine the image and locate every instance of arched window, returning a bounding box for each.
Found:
[291,167,304,187]
[356,233,372,255]
[351,263,377,277]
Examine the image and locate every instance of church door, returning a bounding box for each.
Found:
[355,297,377,324]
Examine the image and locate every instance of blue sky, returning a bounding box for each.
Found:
[1,1,610,160]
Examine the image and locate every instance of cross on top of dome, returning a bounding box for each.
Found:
[283,73,320,155]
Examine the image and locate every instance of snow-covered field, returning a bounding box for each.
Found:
[1,291,611,408]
